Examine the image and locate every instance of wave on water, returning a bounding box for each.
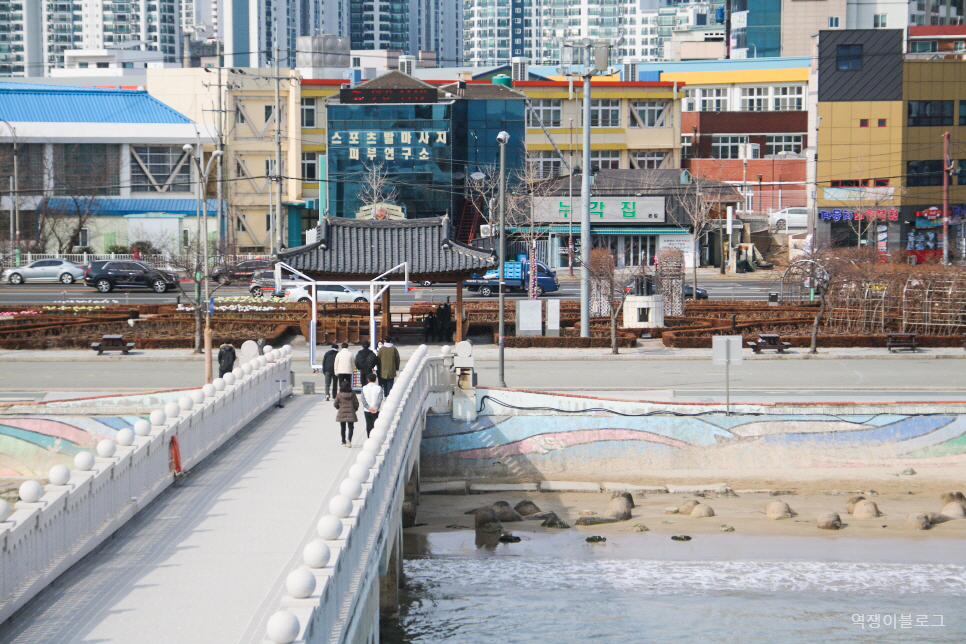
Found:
[404,557,966,596]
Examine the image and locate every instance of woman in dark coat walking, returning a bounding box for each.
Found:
[333,381,359,447]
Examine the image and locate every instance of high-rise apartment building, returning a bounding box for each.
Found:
[0,1,42,77]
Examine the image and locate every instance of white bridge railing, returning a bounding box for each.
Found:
[262,345,450,644]
[0,347,294,624]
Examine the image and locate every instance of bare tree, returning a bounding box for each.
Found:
[584,246,648,354]
[507,155,558,299]
[355,162,399,215]
[805,247,878,353]
[672,174,719,294]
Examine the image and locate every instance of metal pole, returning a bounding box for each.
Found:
[274,17,283,253]
[216,43,225,250]
[498,133,508,388]
[7,177,12,246]
[725,343,731,416]
[568,117,574,277]
[12,133,18,249]
[943,130,950,264]
[580,51,592,338]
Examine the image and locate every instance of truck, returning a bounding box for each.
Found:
[464,261,560,297]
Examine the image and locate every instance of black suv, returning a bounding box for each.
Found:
[210,259,273,285]
[84,260,180,293]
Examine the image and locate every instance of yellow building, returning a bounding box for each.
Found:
[515,79,683,175]
[816,28,966,260]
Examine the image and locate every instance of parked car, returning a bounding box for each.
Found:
[769,207,808,232]
[210,259,273,285]
[83,260,180,293]
[283,283,370,303]
[2,259,85,284]
[625,277,708,300]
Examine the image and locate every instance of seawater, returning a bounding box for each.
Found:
[384,541,965,643]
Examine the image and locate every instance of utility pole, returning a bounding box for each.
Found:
[274,16,284,255]
[216,40,225,253]
[943,130,951,264]
[568,118,574,277]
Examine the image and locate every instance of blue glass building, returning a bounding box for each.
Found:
[730,0,781,58]
[326,72,526,225]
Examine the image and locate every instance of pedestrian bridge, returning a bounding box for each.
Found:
[0,344,450,644]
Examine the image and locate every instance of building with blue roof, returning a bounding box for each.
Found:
[0,83,218,255]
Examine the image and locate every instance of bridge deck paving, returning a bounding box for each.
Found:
[0,392,355,644]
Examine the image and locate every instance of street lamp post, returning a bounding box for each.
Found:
[568,118,574,277]
[184,143,223,383]
[497,131,509,388]
[1,120,19,263]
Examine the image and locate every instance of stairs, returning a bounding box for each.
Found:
[455,197,484,244]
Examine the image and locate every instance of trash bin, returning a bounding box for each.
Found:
[768,292,779,306]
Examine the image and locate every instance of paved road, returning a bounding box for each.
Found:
[2,355,963,394]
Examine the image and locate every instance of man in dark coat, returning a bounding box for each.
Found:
[355,342,379,378]
[217,342,236,378]
[321,343,339,400]
[422,310,437,343]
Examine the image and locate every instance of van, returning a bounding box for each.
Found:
[768,207,808,231]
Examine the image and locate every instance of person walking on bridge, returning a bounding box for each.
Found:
[334,381,359,447]
[378,337,400,396]
[217,341,236,378]
[321,343,339,401]
[334,342,354,391]
[360,372,384,437]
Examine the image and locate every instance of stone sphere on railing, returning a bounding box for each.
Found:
[202,383,216,398]
[149,409,167,426]
[116,428,135,447]
[178,395,194,412]
[282,345,292,356]
[303,539,331,568]
[370,429,387,444]
[96,439,116,458]
[223,372,236,386]
[339,478,363,500]
[266,611,300,644]
[232,367,245,379]
[362,438,382,455]
[348,463,370,483]
[317,514,343,540]
[19,480,43,503]
[440,345,452,356]
[328,494,353,518]
[164,402,181,418]
[0,499,9,522]
[257,356,268,368]
[355,450,376,470]
[74,451,95,471]
[48,464,71,486]
[263,344,274,355]
[285,567,316,599]
[190,389,206,405]
[213,378,226,392]
[242,363,253,375]
[134,419,151,436]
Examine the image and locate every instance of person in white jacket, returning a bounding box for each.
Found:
[360,373,384,437]
[334,342,354,390]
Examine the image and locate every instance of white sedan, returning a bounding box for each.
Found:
[284,284,371,303]
[2,259,86,284]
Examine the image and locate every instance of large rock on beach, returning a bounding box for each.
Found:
[539,512,570,529]
[575,515,620,526]
[817,513,843,530]
[904,513,931,530]
[940,491,966,505]
[941,502,966,519]
[491,501,524,522]
[611,491,635,508]
[765,501,796,520]
[605,495,633,521]
[475,508,504,533]
[852,499,882,519]
[514,500,541,517]
[926,511,951,525]
[690,504,715,518]
[678,500,701,515]
[845,495,866,514]
[663,507,679,515]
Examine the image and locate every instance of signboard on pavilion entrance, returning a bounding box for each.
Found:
[356,202,407,220]
[533,196,666,223]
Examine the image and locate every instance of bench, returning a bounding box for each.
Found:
[91,334,136,355]
[886,333,917,353]
[748,334,791,354]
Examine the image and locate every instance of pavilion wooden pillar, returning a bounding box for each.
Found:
[455,278,464,342]
[381,287,391,341]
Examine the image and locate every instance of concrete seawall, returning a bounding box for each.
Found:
[420,389,966,479]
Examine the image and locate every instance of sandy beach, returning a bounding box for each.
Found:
[406,468,966,562]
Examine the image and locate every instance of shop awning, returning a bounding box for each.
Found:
[507,225,691,235]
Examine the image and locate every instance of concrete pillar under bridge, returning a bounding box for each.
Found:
[380,445,420,618]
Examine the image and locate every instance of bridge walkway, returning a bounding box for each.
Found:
[0,391,353,644]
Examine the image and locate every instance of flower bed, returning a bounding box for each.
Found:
[502,333,637,348]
